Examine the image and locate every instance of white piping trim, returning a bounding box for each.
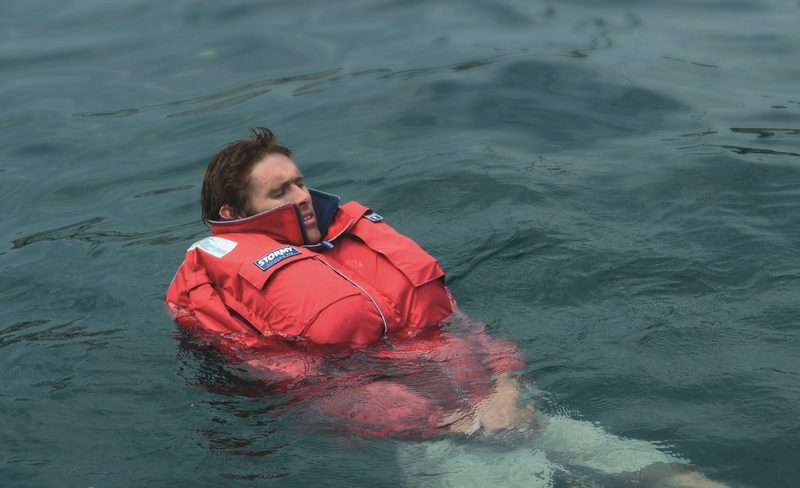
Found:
[315,256,388,338]
[208,203,294,226]
[303,218,355,249]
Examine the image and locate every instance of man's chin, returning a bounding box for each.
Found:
[305,228,322,244]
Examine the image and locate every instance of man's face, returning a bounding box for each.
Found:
[245,153,321,244]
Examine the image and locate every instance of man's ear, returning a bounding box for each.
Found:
[219,204,237,220]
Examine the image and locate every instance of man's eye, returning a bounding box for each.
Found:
[270,188,286,198]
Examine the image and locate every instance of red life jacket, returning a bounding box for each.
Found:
[166,192,522,437]
[166,194,453,348]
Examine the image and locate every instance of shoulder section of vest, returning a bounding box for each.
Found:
[188,236,238,258]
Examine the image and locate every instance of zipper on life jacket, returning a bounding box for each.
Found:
[315,256,389,339]
[303,218,355,251]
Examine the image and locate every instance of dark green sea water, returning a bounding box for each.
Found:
[2,1,799,487]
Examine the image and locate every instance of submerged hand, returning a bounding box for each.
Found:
[654,472,730,488]
[636,462,731,488]
[440,374,534,436]
[474,374,535,434]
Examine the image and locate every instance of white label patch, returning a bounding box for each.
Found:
[255,246,301,271]
[364,212,384,222]
[189,236,238,258]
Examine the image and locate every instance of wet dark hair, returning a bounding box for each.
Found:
[200,127,292,222]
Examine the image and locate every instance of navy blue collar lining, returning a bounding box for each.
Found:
[310,188,341,239]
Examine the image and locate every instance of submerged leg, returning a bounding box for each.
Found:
[397,416,730,488]
[531,414,730,488]
[532,414,682,474]
[643,468,730,488]
[397,437,555,488]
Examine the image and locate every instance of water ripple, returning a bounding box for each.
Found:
[31,376,75,393]
[661,56,720,69]
[716,145,800,158]
[292,52,516,96]
[730,127,800,138]
[132,185,194,198]
[72,49,530,120]
[9,217,200,250]
[72,68,340,118]
[0,319,117,350]
[10,217,105,250]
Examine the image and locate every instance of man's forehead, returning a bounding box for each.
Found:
[249,155,303,187]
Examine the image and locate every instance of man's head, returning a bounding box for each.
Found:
[201,127,321,243]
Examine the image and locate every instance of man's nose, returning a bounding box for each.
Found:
[291,185,310,206]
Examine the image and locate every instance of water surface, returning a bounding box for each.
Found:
[2,0,799,486]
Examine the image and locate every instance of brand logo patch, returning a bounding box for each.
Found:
[364,212,384,223]
[255,246,301,271]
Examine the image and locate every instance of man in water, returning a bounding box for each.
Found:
[167,127,730,487]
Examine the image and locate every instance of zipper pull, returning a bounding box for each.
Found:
[321,240,334,249]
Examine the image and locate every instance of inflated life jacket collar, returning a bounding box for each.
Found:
[208,189,342,246]
[310,189,341,237]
